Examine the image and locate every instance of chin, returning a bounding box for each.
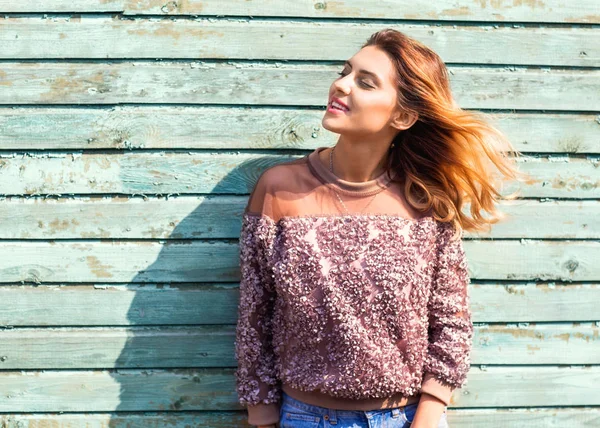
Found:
[321,117,347,134]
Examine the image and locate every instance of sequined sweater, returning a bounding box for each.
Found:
[234,146,474,426]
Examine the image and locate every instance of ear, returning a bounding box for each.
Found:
[391,110,418,131]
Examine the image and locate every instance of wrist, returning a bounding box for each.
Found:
[411,394,446,428]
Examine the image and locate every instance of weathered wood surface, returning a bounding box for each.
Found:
[0,239,597,283]
[0,323,596,369]
[0,368,238,412]
[0,366,598,411]
[469,283,600,323]
[1,282,597,326]
[0,0,597,423]
[0,0,598,23]
[0,198,597,239]
[1,409,598,428]
[1,108,598,153]
[464,239,598,282]
[0,63,598,110]
[0,152,597,198]
[0,284,240,326]
[1,409,599,428]
[1,17,597,66]
[0,412,251,428]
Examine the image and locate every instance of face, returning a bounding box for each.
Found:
[323,45,404,139]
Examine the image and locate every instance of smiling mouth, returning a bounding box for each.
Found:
[328,101,350,112]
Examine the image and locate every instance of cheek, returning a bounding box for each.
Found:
[351,102,394,129]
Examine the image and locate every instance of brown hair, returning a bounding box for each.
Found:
[363,29,531,236]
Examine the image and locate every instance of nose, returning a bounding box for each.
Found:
[332,76,351,95]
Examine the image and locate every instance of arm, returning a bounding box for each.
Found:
[234,212,281,426]
[412,393,446,428]
[418,221,474,422]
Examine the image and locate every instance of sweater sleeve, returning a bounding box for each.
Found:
[234,173,282,426]
[421,221,474,406]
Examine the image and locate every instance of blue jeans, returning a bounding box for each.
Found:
[279,390,449,427]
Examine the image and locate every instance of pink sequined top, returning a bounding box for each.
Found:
[235,147,474,425]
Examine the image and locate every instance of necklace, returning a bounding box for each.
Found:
[329,145,383,215]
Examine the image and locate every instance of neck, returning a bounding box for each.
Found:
[329,140,390,182]
[309,147,397,196]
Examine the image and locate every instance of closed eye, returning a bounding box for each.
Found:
[337,71,374,89]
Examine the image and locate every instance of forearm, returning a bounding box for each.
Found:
[411,392,446,428]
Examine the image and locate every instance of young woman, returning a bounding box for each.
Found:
[235,29,527,428]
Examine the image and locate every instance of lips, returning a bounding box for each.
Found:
[330,97,350,111]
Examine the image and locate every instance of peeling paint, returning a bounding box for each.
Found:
[86,256,114,278]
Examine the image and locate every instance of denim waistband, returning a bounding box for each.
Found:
[281,390,413,421]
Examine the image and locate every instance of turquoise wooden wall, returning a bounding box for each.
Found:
[0,1,598,426]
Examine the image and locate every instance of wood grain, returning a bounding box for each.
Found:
[0,108,597,153]
[0,239,597,283]
[1,63,598,110]
[0,17,597,66]
[0,198,597,239]
[0,0,597,23]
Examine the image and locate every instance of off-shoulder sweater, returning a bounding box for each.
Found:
[234,146,474,426]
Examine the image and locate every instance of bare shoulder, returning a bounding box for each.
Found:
[255,155,308,190]
[245,156,308,214]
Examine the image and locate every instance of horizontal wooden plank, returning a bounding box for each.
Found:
[1,408,599,428]
[0,368,237,412]
[0,152,597,198]
[0,63,597,110]
[2,408,600,428]
[467,200,600,239]
[469,283,600,323]
[0,366,598,410]
[1,282,596,326]
[0,240,240,283]
[1,17,597,66]
[0,323,596,369]
[0,197,598,239]
[472,323,599,364]
[1,108,598,153]
[0,326,236,369]
[0,284,240,326]
[0,412,251,428]
[0,240,598,283]
[0,0,598,23]
[0,196,245,240]
[465,240,600,282]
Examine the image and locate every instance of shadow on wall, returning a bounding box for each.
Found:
[108,154,293,427]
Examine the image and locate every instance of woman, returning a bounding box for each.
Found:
[235,29,528,428]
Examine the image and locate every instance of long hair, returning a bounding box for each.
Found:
[363,29,531,237]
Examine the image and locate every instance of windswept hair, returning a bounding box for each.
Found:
[364,29,531,237]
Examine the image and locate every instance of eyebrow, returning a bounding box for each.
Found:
[344,60,381,84]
